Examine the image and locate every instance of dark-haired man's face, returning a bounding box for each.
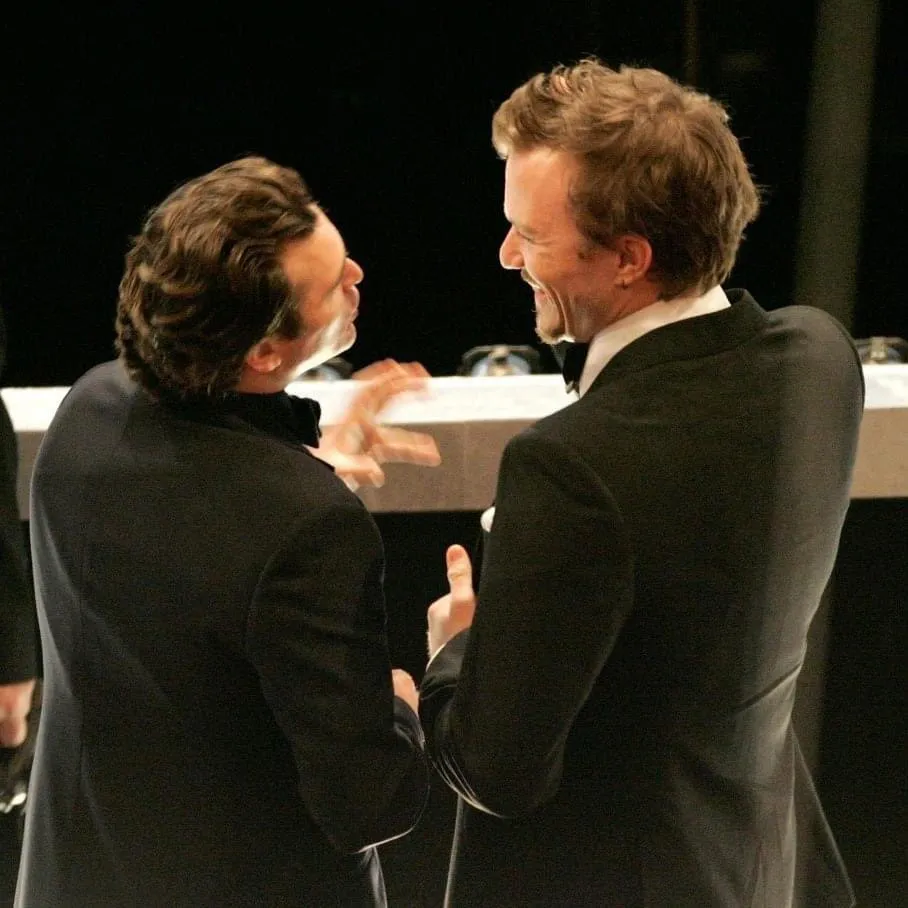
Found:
[274,210,363,382]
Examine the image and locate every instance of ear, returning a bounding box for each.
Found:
[244,338,283,375]
[613,234,653,287]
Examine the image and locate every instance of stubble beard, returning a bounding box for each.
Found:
[533,294,569,345]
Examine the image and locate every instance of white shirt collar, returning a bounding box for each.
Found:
[577,285,731,396]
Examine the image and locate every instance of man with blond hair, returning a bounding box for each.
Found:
[421,60,860,907]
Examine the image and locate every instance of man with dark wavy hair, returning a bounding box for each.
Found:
[18,156,438,908]
[420,60,860,907]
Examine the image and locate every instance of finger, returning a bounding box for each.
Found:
[427,592,451,619]
[445,544,474,599]
[330,422,367,454]
[352,360,432,382]
[336,455,385,488]
[351,359,406,381]
[356,374,430,412]
[341,373,432,442]
[371,428,441,465]
[0,717,27,749]
[426,593,453,658]
[391,668,419,709]
[397,362,432,380]
[370,442,441,466]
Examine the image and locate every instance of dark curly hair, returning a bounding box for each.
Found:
[492,59,761,298]
[115,156,318,398]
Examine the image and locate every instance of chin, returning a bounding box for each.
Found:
[336,325,356,355]
[535,318,567,346]
[533,299,567,344]
[317,327,357,367]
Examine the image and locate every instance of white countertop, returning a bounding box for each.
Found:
[3,366,907,516]
[4,365,906,431]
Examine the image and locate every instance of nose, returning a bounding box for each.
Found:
[499,227,522,271]
[346,257,364,286]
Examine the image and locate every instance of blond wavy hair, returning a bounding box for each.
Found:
[492,59,761,297]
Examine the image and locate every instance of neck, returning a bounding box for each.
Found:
[584,283,662,339]
[234,369,287,395]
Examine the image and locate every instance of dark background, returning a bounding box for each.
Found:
[4,1,906,385]
[4,3,906,906]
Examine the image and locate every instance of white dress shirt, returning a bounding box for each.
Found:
[577,285,731,397]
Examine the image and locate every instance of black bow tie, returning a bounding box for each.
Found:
[284,395,323,447]
[560,342,590,394]
[221,392,322,447]
[162,389,322,448]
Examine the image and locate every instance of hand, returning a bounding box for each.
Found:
[309,359,441,490]
[426,544,476,660]
[0,679,36,748]
[391,668,419,713]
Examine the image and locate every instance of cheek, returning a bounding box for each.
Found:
[306,296,342,334]
[523,250,541,279]
[321,304,352,346]
[527,255,566,294]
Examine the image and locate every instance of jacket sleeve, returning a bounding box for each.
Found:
[246,496,428,853]
[0,396,37,684]
[420,427,633,817]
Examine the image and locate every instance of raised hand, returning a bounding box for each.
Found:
[426,544,477,659]
[311,359,441,490]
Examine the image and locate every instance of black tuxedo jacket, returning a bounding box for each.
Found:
[0,307,36,685]
[17,360,428,908]
[0,397,35,685]
[420,293,862,907]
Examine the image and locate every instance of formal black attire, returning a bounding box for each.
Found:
[0,307,36,686]
[0,311,38,908]
[17,360,429,908]
[420,292,861,907]
[0,392,35,686]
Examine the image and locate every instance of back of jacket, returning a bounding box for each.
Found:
[556,298,863,905]
[421,294,862,907]
[18,360,427,908]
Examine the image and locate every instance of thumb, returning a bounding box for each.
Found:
[445,544,474,600]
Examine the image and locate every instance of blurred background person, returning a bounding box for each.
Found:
[0,305,38,908]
